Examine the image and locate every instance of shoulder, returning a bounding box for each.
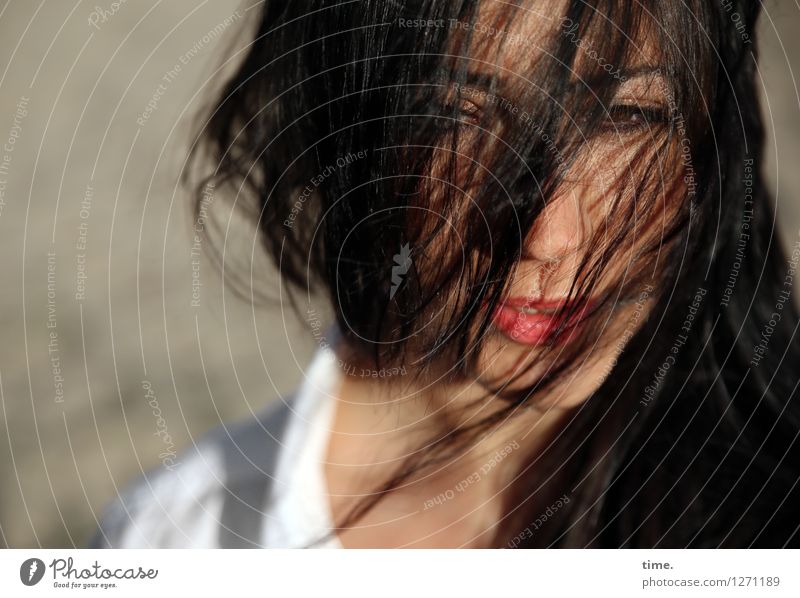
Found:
[89,397,295,548]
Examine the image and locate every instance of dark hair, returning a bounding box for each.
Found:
[189,0,800,547]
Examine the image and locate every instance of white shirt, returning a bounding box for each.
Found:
[261,345,342,548]
[93,345,343,548]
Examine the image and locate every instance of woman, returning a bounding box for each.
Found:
[92,0,800,548]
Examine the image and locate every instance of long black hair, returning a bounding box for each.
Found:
[188,0,800,547]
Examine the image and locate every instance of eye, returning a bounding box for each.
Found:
[440,95,482,126]
[602,102,669,134]
[447,99,482,126]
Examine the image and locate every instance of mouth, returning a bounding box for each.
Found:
[491,296,591,346]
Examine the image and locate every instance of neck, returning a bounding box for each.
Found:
[323,354,570,546]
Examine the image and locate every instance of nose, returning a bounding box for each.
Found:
[522,190,589,262]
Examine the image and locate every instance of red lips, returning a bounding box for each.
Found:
[491,296,591,346]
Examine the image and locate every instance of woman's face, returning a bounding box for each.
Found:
[430,3,683,408]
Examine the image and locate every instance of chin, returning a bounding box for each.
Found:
[474,328,627,410]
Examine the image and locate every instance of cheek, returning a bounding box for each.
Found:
[562,139,686,255]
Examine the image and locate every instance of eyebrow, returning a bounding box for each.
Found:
[453,71,511,93]
[619,65,664,79]
[449,70,531,109]
[577,64,665,91]
[451,64,664,95]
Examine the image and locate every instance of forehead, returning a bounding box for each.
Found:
[455,1,661,83]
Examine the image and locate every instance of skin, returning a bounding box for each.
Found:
[319,3,683,547]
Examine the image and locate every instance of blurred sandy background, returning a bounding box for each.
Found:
[0,1,798,548]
